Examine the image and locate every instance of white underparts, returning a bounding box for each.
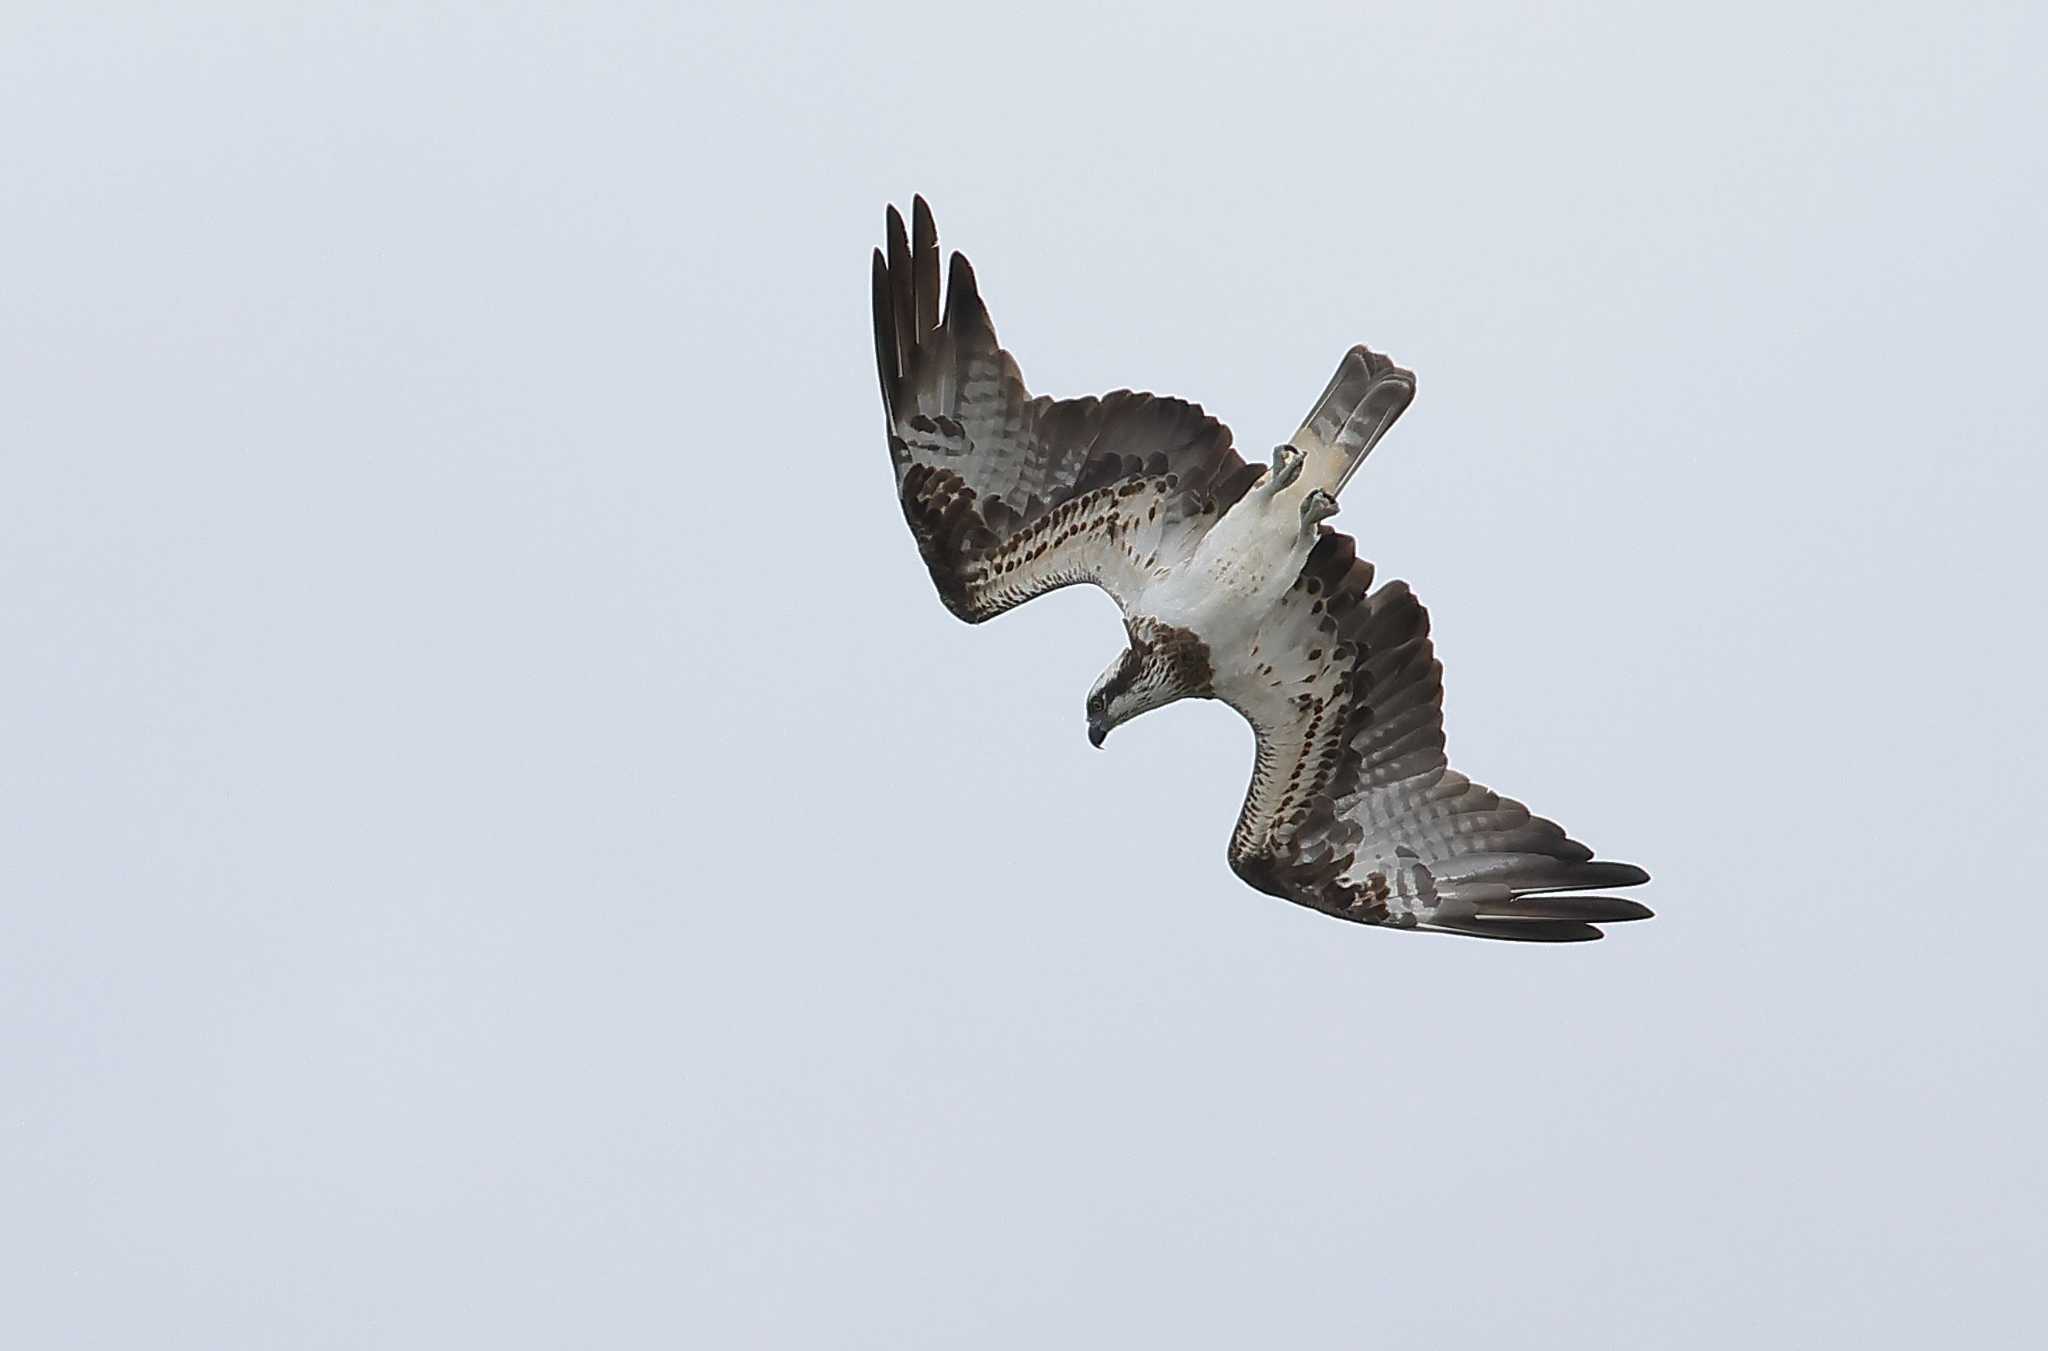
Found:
[1139,472,1326,659]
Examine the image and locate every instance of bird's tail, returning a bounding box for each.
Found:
[1292,345,1416,495]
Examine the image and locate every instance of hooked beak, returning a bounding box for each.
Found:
[1087,719,1108,749]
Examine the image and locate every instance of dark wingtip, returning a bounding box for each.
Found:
[943,249,990,336]
[907,197,940,341]
[1527,860,1652,892]
[948,248,977,292]
[873,247,898,418]
[1591,862,1651,888]
[1429,918,1607,943]
[1476,896,1655,924]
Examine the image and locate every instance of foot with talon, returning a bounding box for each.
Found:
[1262,444,1306,496]
[1300,487,1339,534]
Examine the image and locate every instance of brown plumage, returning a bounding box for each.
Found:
[872,197,1651,942]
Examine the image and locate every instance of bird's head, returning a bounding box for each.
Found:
[1086,620,1215,747]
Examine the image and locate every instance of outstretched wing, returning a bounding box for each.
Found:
[873,197,1261,623]
[1217,532,1651,941]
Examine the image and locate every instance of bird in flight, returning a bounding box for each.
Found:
[872,198,1650,941]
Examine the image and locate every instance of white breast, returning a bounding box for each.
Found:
[1138,476,1318,656]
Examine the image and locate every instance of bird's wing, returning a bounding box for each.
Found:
[1215,531,1651,941]
[873,197,1260,623]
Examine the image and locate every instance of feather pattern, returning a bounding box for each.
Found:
[872,199,1650,940]
[874,197,1256,622]
[1219,567,1649,940]
[1289,344,1417,494]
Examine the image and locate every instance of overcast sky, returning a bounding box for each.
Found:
[5,3,2045,1347]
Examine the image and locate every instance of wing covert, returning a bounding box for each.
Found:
[873,197,1260,622]
[1215,532,1651,942]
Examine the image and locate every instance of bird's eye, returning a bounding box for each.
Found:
[1088,694,1104,715]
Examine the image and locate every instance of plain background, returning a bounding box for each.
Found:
[5,2,2044,1346]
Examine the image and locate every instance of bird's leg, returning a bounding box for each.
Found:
[1261,444,1306,496]
[1299,488,1339,537]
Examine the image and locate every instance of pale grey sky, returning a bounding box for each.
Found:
[4,2,2045,1346]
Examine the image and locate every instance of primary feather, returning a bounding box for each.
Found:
[872,197,1651,942]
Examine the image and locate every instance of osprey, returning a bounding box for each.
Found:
[873,198,1651,941]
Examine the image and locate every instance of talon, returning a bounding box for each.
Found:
[1300,488,1339,528]
[1265,444,1306,493]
